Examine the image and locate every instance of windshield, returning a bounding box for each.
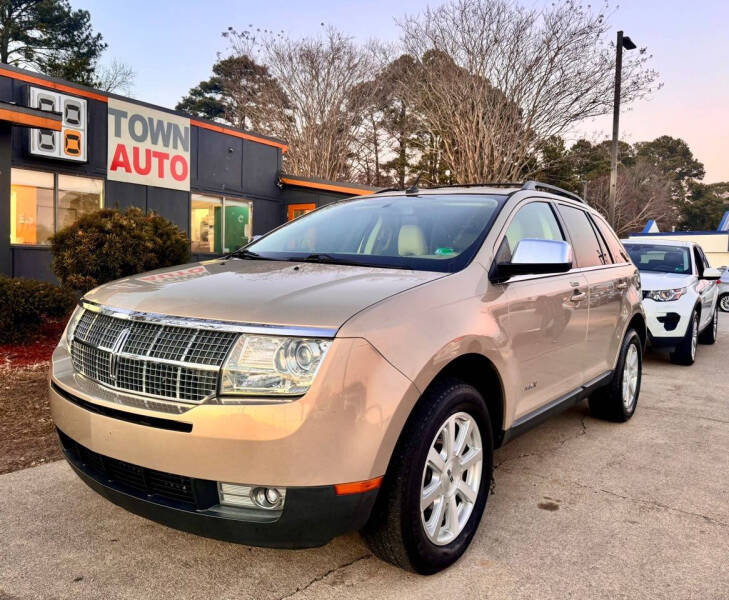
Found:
[625,244,692,274]
[245,194,506,272]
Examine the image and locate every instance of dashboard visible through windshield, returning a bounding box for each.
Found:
[243,194,506,272]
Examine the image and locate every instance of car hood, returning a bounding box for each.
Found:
[84,259,445,331]
[639,271,694,291]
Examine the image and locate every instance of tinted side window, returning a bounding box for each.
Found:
[587,216,612,264]
[496,201,564,262]
[698,246,711,269]
[693,247,706,277]
[557,204,607,268]
[592,215,630,263]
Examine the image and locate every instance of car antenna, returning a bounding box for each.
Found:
[405,173,422,195]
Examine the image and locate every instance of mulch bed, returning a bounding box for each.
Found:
[0,322,67,474]
[0,364,61,475]
[0,321,66,369]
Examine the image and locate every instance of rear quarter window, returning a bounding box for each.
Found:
[592,215,630,263]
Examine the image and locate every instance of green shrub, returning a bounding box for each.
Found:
[0,276,76,344]
[50,207,191,293]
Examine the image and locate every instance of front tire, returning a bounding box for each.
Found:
[698,306,719,345]
[589,328,642,422]
[670,311,699,365]
[362,378,493,574]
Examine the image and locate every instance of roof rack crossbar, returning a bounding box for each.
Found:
[521,181,584,203]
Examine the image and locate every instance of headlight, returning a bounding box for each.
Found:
[63,305,84,346]
[644,287,687,302]
[220,335,331,401]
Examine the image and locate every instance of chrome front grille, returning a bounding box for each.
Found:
[70,309,238,403]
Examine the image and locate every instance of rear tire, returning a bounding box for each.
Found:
[720,294,729,313]
[589,329,642,422]
[698,306,719,345]
[670,311,699,365]
[362,378,493,574]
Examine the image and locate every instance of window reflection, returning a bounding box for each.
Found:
[57,175,103,231]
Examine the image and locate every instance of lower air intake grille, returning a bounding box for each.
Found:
[59,430,196,507]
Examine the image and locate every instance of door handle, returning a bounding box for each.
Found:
[570,291,587,302]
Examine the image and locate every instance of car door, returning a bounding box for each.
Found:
[495,200,588,422]
[694,245,718,326]
[556,204,629,381]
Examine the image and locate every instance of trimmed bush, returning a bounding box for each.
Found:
[50,207,191,293]
[0,276,76,344]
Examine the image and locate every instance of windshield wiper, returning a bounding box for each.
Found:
[288,253,411,270]
[228,248,283,261]
[291,253,342,264]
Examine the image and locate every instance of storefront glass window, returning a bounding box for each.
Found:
[10,169,54,245]
[224,199,252,253]
[191,194,222,254]
[57,175,104,231]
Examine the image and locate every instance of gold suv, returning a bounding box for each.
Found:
[51,182,645,574]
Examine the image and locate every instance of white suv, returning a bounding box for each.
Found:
[719,267,729,313]
[622,239,721,365]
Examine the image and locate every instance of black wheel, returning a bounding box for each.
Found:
[720,294,729,313]
[362,378,493,574]
[589,329,642,422]
[698,306,719,345]
[670,310,699,365]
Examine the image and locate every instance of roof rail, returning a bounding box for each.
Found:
[521,181,584,203]
[370,180,585,203]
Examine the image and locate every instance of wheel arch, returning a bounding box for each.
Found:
[419,353,506,448]
[627,312,647,351]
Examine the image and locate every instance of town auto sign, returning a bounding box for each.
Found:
[107,98,190,191]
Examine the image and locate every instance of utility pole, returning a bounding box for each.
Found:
[609,31,636,228]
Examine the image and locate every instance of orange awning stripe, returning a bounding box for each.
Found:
[280,177,373,196]
[0,107,62,130]
[0,67,108,103]
[191,119,289,152]
[0,68,289,152]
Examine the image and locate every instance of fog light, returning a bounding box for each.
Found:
[218,482,286,510]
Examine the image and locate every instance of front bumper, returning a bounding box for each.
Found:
[643,293,696,342]
[58,428,378,548]
[50,338,419,488]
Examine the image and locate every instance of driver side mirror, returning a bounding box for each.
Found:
[490,239,573,283]
[702,267,721,280]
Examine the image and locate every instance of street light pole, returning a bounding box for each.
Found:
[608,30,636,228]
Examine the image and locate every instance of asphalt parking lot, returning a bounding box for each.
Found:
[1,317,728,600]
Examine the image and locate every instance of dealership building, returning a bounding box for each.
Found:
[0,64,376,282]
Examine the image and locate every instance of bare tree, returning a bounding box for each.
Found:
[253,27,377,181]
[586,160,673,236]
[398,0,659,183]
[94,58,135,94]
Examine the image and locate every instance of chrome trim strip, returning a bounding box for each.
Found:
[80,299,338,338]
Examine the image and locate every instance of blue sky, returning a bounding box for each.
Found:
[72,0,729,182]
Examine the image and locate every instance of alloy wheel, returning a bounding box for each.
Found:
[690,316,698,360]
[721,296,729,313]
[622,343,639,410]
[420,412,483,546]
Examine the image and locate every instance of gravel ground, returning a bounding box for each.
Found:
[1,317,728,599]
